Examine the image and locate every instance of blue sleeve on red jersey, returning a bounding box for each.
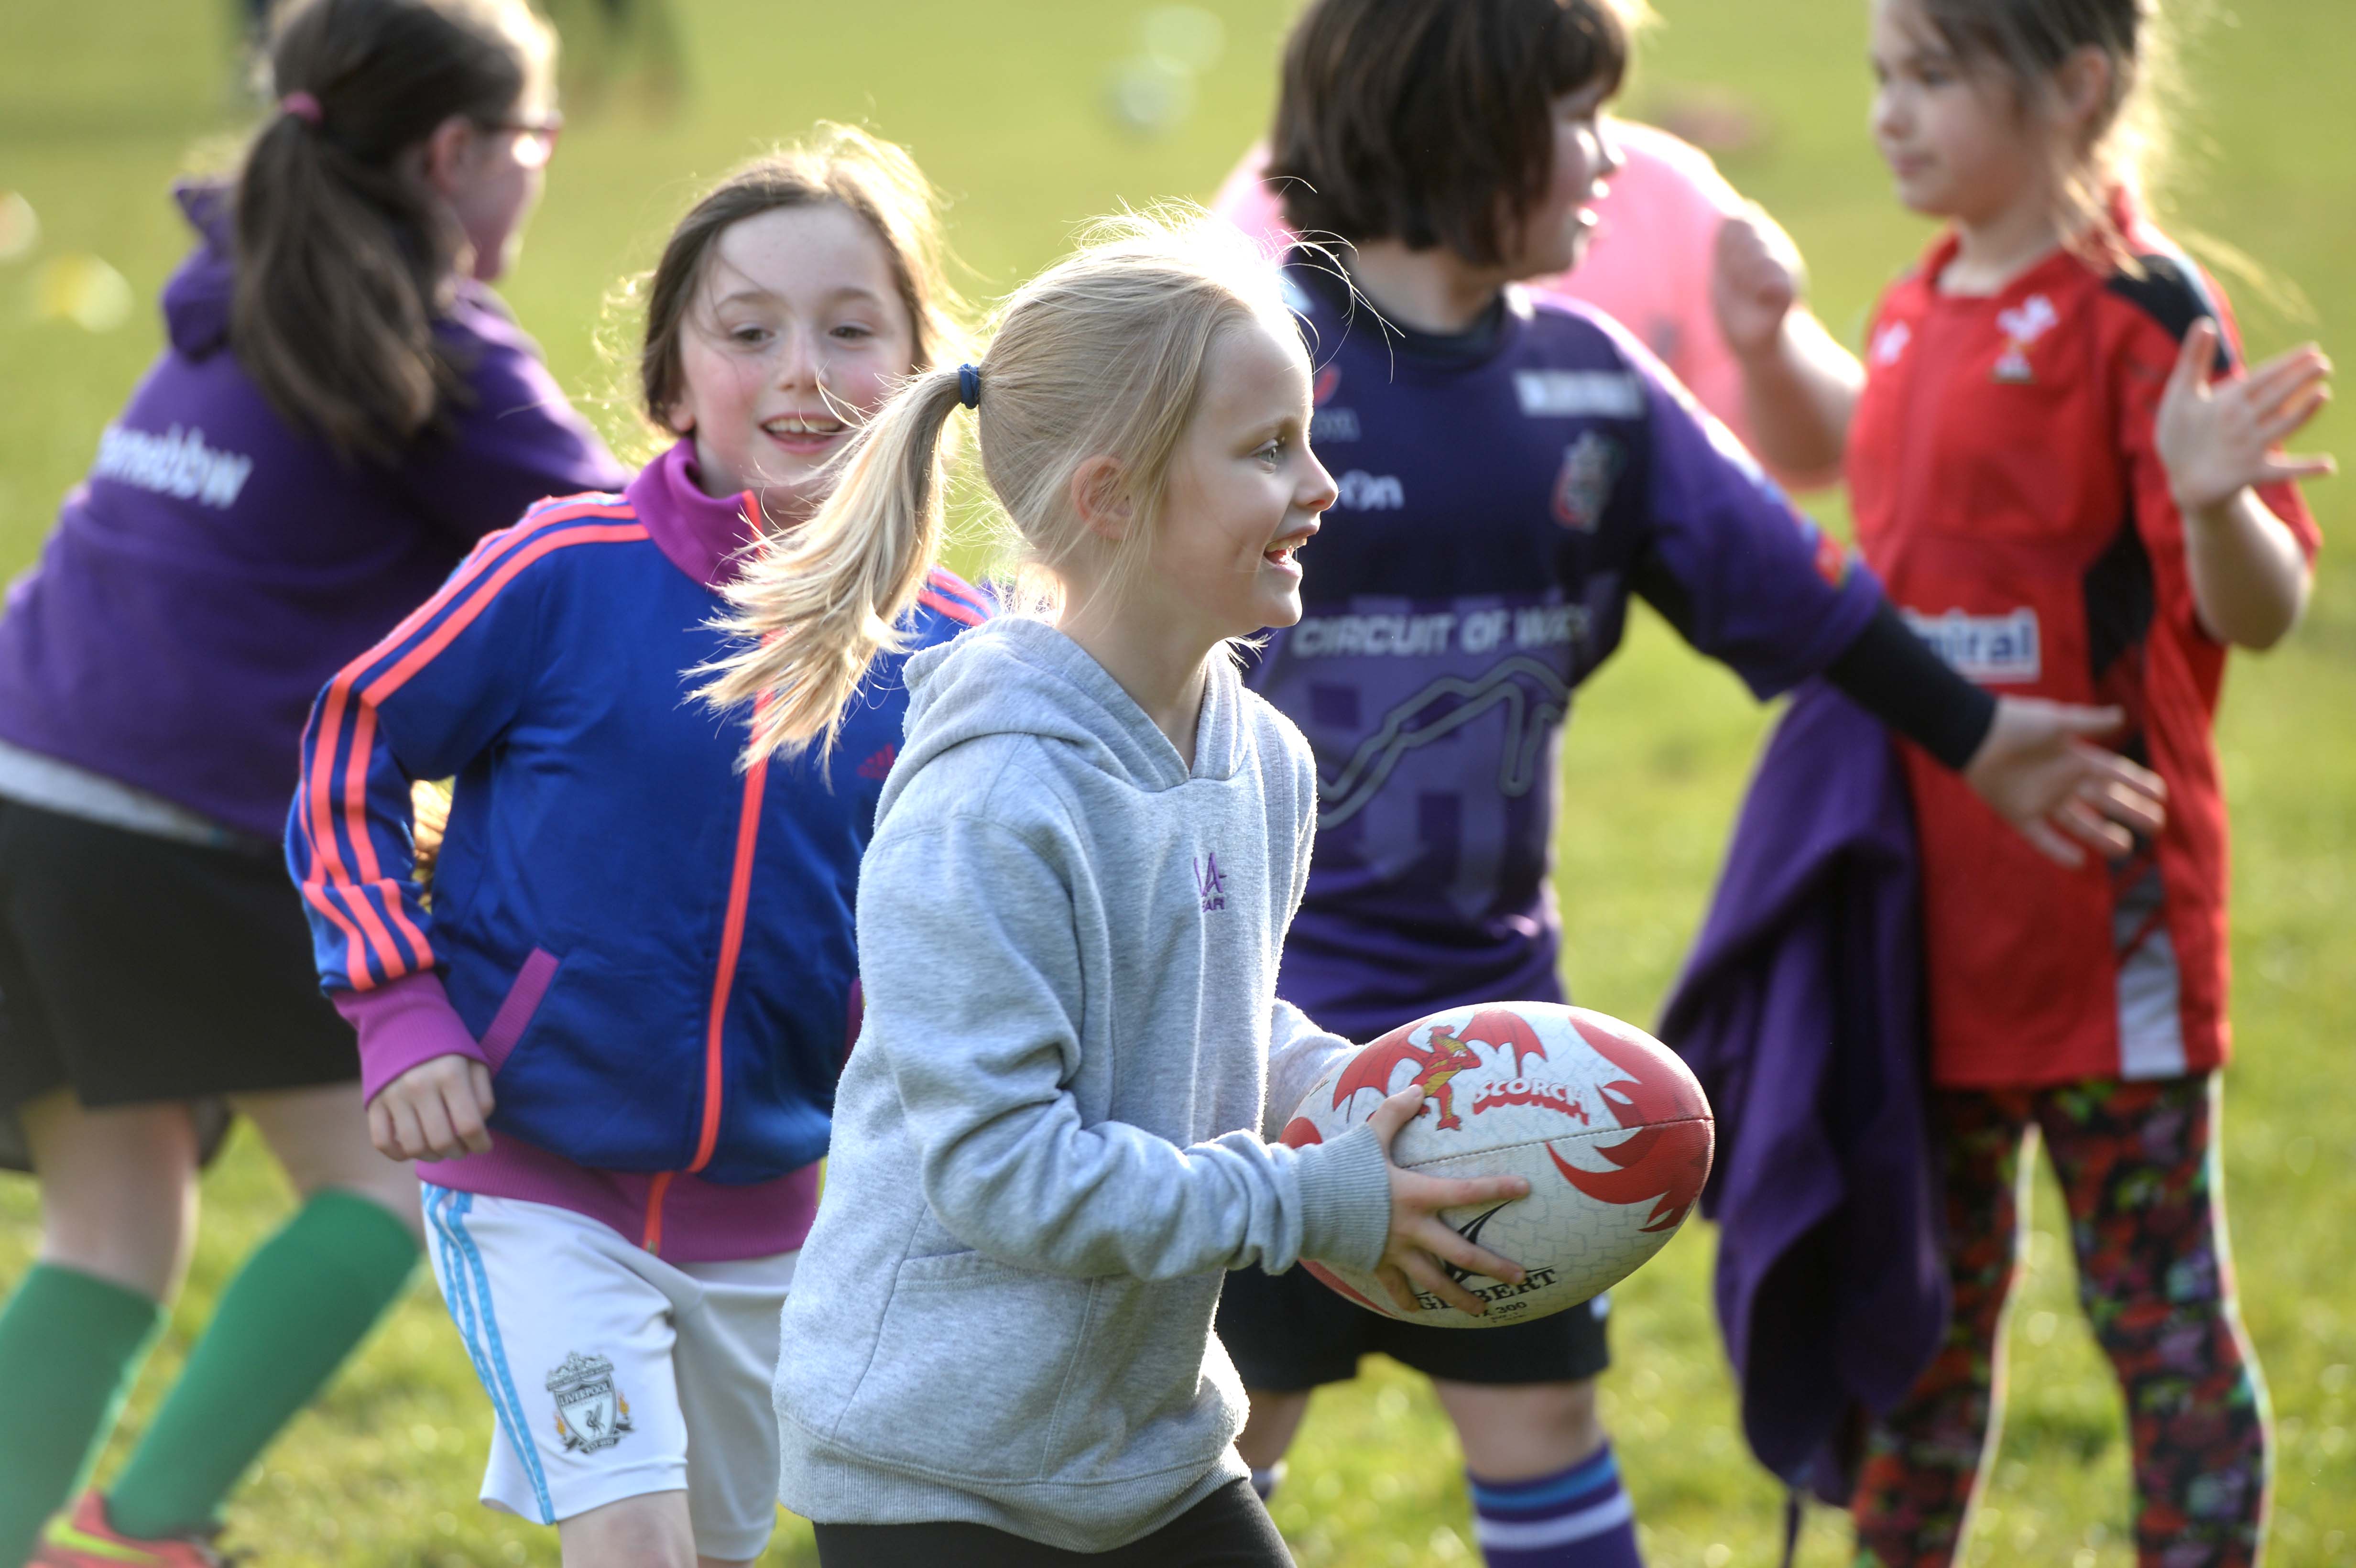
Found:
[1625,351,1883,698]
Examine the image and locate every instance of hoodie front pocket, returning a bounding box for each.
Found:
[833,1250,1095,1482]
[479,948,560,1074]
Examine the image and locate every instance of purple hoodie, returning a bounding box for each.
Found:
[1657,680,1949,1502]
[0,183,625,841]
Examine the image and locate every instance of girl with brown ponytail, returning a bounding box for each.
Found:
[0,1,620,1561]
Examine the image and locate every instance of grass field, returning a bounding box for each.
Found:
[1,0,2351,1562]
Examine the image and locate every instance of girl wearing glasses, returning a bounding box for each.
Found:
[0,1,621,1561]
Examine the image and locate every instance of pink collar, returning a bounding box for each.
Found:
[624,438,764,590]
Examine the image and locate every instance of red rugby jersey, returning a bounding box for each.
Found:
[1847,199,2320,1089]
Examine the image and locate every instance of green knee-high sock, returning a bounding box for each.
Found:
[106,1189,417,1540]
[0,1263,164,1566]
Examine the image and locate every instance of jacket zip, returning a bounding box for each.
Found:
[642,752,771,1252]
[644,557,774,1252]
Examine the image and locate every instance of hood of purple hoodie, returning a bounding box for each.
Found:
[161,179,519,365]
[162,182,236,359]
[624,437,764,589]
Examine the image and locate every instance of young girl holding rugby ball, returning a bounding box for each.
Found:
[706,213,1535,1566]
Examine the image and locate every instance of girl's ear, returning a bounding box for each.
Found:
[418,114,479,199]
[664,399,695,436]
[2051,44,2115,143]
[1069,455,1133,543]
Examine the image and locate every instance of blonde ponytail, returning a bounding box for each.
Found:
[699,365,965,760]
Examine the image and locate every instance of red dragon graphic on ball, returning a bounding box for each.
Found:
[1293,1007,1709,1234]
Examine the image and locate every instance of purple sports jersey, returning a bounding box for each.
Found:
[1250,260,1880,1040]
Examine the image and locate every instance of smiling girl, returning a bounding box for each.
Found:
[704,213,1534,1567]
[287,127,986,1568]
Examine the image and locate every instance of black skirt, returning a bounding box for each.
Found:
[0,797,356,1167]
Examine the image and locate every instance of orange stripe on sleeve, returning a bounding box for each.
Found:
[344,705,434,975]
[357,523,649,708]
[298,878,376,992]
[302,681,406,983]
[369,501,634,668]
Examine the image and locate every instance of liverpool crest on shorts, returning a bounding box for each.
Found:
[546,1350,633,1452]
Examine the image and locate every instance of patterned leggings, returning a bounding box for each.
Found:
[1852,1075,2268,1568]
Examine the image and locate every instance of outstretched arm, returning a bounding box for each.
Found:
[1712,203,1863,487]
[1630,338,2165,868]
[1819,604,2167,868]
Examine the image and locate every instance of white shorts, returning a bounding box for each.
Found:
[421,1185,794,1560]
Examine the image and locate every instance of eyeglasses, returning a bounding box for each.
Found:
[479,113,564,169]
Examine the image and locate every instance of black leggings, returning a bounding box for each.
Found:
[812,1478,1292,1567]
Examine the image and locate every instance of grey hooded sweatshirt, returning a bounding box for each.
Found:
[774,616,1392,1549]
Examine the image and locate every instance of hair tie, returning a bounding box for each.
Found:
[957,363,981,411]
[279,91,325,127]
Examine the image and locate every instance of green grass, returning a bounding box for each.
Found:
[1,0,2351,1562]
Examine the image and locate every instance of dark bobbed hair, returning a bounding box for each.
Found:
[1267,0,1636,268]
[233,0,553,462]
[636,126,966,432]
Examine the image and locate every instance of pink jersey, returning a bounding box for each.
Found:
[1211,120,1755,447]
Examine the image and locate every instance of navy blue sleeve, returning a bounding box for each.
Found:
[1625,355,1883,699]
[289,516,558,992]
[1822,600,1998,770]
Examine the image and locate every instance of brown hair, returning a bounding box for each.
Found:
[635,126,966,432]
[700,211,1292,761]
[1907,0,2177,264]
[1267,0,1645,267]
[233,0,554,462]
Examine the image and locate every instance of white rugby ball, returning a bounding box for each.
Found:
[1282,1002,1713,1329]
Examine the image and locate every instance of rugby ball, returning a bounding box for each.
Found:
[1283,1002,1712,1329]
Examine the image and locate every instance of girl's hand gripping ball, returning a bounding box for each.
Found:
[1286,1002,1714,1329]
[1366,1086,1531,1318]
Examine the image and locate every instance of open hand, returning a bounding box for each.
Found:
[1364,1087,1530,1317]
[1712,204,1805,361]
[369,1054,495,1162]
[2155,320,2334,517]
[1964,699,2167,868]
